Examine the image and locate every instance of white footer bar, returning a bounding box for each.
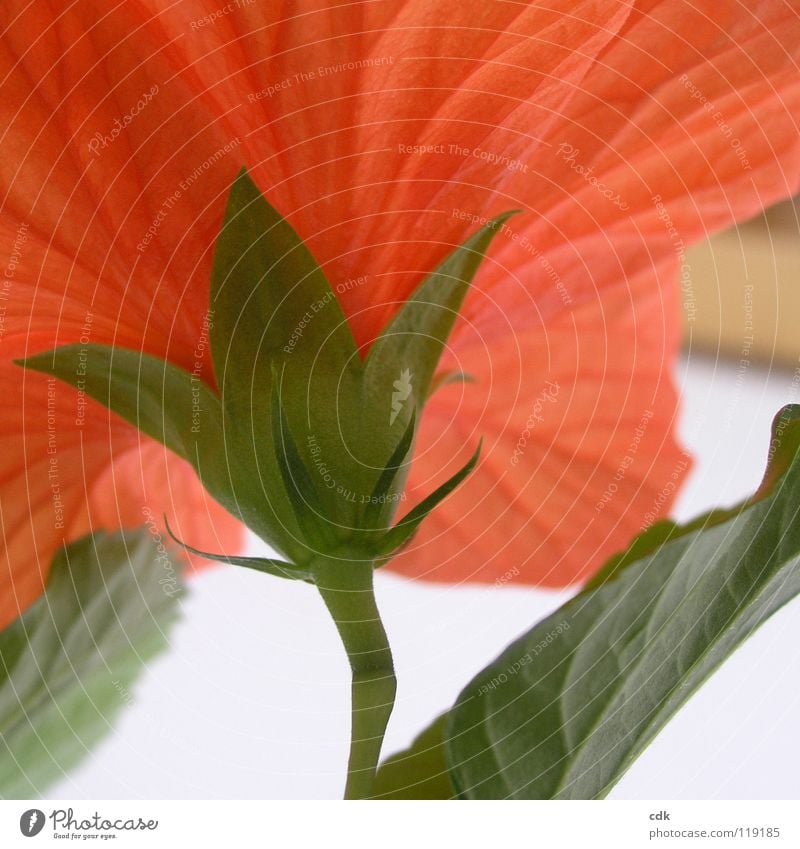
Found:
[1,800,796,848]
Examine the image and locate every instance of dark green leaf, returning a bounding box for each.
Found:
[373,715,454,799]
[0,530,182,798]
[587,405,800,591]
[445,405,800,799]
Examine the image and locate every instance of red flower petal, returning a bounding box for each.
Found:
[1,1,799,624]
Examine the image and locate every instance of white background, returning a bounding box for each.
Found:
[45,353,800,800]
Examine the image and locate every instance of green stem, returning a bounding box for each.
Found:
[315,558,396,800]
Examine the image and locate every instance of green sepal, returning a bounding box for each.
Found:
[210,168,358,420]
[16,343,302,565]
[362,409,417,530]
[164,517,312,582]
[270,375,340,554]
[213,171,367,535]
[428,370,475,399]
[18,171,507,575]
[361,213,517,444]
[375,440,482,560]
[17,345,223,465]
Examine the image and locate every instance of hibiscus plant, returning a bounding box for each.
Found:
[2,0,800,801]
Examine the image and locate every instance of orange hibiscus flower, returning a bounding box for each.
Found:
[2,1,799,628]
